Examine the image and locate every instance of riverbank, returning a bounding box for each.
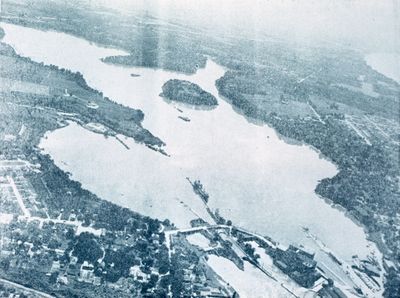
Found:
[215,48,400,295]
[0,22,238,297]
[365,53,400,84]
[9,21,376,264]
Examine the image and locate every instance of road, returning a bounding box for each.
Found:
[7,176,31,217]
[344,117,372,146]
[0,277,54,298]
[308,102,326,125]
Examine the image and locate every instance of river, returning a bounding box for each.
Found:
[1,23,380,266]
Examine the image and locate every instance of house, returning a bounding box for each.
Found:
[67,263,79,278]
[93,276,102,286]
[70,256,78,265]
[57,274,69,285]
[79,261,95,283]
[49,260,61,274]
[129,265,148,282]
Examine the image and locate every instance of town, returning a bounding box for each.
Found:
[0,30,229,296]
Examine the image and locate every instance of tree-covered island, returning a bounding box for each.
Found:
[160,79,218,106]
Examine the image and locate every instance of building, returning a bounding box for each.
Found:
[79,261,95,283]
[49,260,61,274]
[129,265,149,282]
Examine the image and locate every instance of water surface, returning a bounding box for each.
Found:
[365,52,400,83]
[1,23,379,262]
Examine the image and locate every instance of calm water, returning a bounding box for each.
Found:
[1,23,379,261]
[365,52,400,83]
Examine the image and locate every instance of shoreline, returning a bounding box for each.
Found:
[0,18,129,56]
[39,33,371,258]
[216,88,389,263]
[364,52,400,85]
[6,18,390,284]
[217,92,340,172]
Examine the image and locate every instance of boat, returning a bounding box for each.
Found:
[178,116,191,122]
[328,252,343,266]
[301,226,309,232]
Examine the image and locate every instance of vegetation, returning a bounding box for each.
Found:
[160,79,218,106]
[215,54,400,295]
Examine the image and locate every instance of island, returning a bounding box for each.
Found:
[160,79,218,106]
